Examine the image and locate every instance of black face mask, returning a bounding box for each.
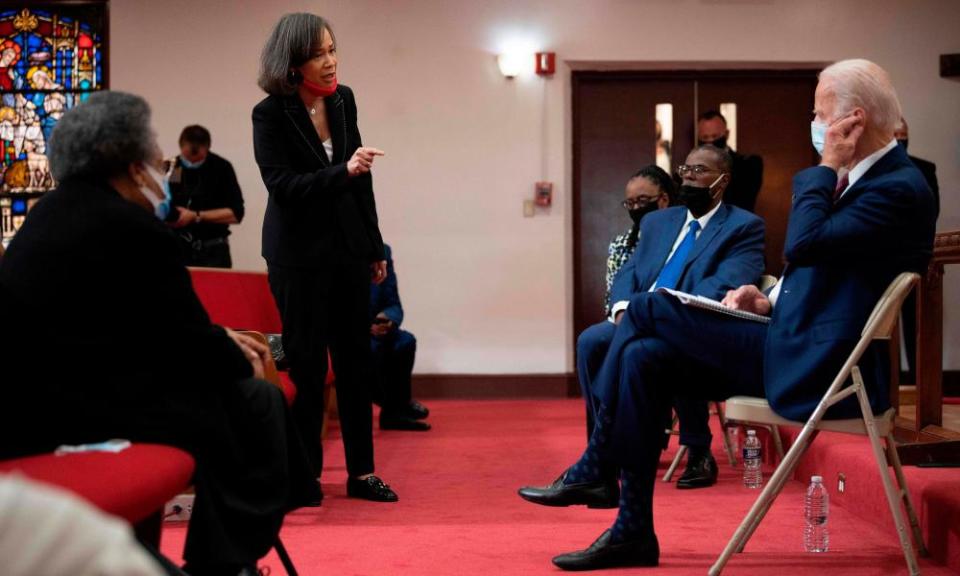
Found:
[699,136,727,150]
[897,138,909,152]
[628,203,658,225]
[678,175,723,217]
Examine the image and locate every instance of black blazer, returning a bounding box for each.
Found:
[0,177,251,458]
[252,85,385,267]
[908,154,939,217]
[724,150,764,213]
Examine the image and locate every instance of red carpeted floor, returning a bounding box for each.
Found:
[160,399,958,575]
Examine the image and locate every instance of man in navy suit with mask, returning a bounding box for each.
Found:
[523,58,936,572]
[520,143,765,507]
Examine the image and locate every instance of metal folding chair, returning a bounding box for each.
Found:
[709,272,927,575]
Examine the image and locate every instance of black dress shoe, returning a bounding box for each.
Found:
[553,529,659,571]
[518,472,619,509]
[406,399,430,420]
[292,483,324,508]
[347,475,399,502]
[676,451,718,489]
[380,414,432,431]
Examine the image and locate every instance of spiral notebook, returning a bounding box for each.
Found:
[656,287,771,324]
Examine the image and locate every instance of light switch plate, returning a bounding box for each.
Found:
[523,199,535,217]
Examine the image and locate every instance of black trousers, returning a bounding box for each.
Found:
[136,377,310,568]
[267,258,375,478]
[182,238,232,269]
[370,329,417,412]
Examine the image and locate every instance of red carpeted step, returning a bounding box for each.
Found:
[782,426,960,573]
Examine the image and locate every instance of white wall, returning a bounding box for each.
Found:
[110,0,960,374]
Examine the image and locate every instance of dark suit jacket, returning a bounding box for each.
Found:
[908,154,939,217]
[252,85,385,267]
[765,145,936,421]
[610,203,766,304]
[724,150,764,213]
[0,177,251,458]
[369,244,403,326]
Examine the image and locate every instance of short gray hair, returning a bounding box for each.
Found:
[48,91,155,182]
[258,13,335,96]
[819,59,901,135]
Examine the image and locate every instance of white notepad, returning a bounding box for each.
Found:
[656,287,771,324]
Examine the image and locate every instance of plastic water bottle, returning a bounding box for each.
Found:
[742,429,762,488]
[804,475,830,552]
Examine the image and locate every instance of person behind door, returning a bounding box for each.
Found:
[370,243,431,431]
[253,13,397,502]
[166,125,244,268]
[893,115,940,385]
[697,110,764,213]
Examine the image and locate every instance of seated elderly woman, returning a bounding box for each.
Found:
[0,91,315,576]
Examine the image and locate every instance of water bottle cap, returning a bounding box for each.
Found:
[746,429,757,436]
[811,475,823,483]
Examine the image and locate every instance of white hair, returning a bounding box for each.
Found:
[819,59,901,136]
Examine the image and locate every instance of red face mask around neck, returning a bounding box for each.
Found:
[301,76,338,97]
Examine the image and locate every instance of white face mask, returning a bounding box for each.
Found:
[140,165,172,221]
[811,111,854,156]
[810,120,827,156]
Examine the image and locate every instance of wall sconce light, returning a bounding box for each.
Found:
[497,52,526,79]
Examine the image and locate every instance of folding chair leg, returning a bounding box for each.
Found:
[886,432,927,557]
[770,424,785,461]
[663,444,687,482]
[714,402,737,466]
[735,429,817,553]
[854,381,920,576]
[275,537,299,576]
[709,423,817,576]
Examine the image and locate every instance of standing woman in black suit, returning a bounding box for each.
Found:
[253,13,397,502]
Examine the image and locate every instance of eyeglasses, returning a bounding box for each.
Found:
[677,164,720,177]
[621,195,662,210]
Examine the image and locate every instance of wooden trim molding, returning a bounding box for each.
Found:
[412,374,577,399]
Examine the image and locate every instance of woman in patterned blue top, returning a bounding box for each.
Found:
[604,165,676,313]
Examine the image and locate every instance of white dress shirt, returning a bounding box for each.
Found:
[609,202,724,321]
[767,139,898,308]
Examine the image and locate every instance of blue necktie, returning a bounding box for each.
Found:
[654,220,701,290]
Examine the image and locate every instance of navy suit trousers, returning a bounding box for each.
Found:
[370,329,417,412]
[591,292,767,474]
[578,319,714,449]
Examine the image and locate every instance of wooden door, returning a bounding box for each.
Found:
[698,74,820,275]
[573,74,695,341]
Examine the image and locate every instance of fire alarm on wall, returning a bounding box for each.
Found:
[535,52,556,76]
[535,181,553,207]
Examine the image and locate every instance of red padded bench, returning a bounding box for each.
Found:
[187,267,336,408]
[0,444,195,545]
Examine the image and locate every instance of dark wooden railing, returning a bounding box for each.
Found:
[896,230,960,464]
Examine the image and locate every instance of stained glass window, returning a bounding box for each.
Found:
[0,3,106,246]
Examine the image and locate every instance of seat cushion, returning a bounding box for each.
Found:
[0,444,195,524]
[725,396,895,436]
